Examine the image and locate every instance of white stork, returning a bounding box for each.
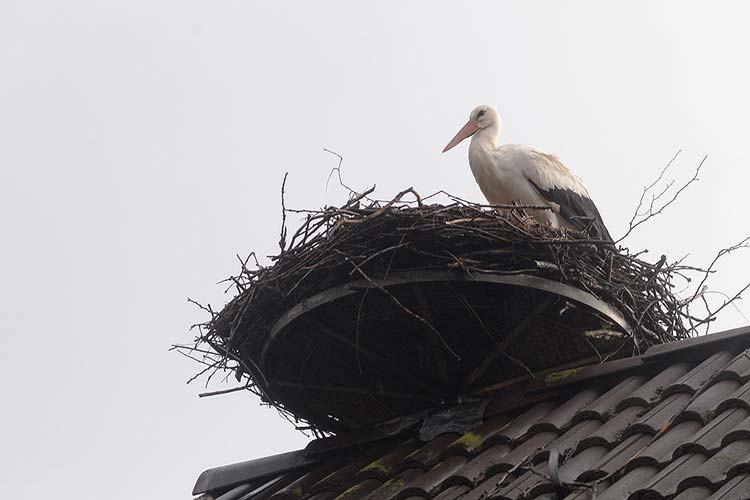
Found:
[442,105,612,241]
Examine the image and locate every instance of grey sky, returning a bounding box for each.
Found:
[1,2,748,498]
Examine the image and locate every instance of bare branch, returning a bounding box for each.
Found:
[279,172,289,253]
[617,152,706,243]
[689,235,750,303]
[199,383,253,398]
[323,147,376,206]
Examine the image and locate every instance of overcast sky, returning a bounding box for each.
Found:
[2,2,749,498]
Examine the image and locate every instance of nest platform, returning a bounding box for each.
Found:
[189,192,690,433]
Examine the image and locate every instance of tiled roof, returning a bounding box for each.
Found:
[194,326,750,500]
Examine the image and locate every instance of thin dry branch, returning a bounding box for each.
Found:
[689,236,750,303]
[678,235,750,330]
[323,148,375,205]
[617,152,706,243]
[279,172,289,253]
[199,383,253,398]
[349,263,461,361]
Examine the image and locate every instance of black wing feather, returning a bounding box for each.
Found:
[529,180,612,241]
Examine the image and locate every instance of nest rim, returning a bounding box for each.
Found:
[261,269,634,373]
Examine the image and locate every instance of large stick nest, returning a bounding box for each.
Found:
[185,188,694,433]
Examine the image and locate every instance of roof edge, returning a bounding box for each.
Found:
[193,449,316,496]
[644,325,750,359]
[526,325,750,393]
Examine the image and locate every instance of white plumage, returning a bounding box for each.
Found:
[443,105,611,241]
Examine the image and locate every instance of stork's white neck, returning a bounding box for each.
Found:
[469,123,501,153]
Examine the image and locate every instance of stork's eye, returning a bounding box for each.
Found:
[477,110,486,119]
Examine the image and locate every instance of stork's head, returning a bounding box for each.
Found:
[442,105,501,153]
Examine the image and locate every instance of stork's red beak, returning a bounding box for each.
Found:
[442,120,479,153]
